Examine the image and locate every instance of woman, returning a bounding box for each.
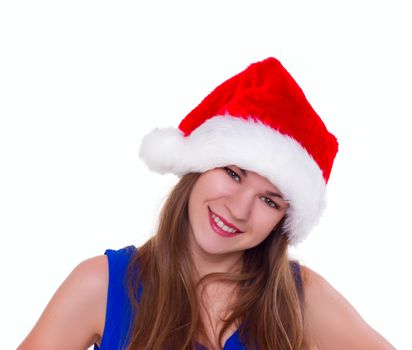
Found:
[18,58,395,349]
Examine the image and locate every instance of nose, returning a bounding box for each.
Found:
[224,188,255,221]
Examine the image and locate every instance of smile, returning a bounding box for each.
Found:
[208,208,243,237]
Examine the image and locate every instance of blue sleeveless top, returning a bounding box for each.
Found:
[94,246,303,350]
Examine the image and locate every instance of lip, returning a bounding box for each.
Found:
[208,208,243,238]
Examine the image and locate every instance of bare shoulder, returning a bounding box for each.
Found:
[18,255,108,350]
[300,265,395,350]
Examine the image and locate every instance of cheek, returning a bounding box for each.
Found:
[255,209,284,236]
[191,174,233,205]
[188,188,201,223]
[188,181,213,224]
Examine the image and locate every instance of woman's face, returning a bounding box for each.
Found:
[187,166,288,258]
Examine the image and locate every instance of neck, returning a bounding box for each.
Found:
[188,241,244,281]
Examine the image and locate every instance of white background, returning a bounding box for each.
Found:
[1,1,411,349]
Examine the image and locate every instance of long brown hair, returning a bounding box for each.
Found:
[126,173,310,349]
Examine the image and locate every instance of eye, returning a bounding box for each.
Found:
[260,196,280,210]
[224,167,241,182]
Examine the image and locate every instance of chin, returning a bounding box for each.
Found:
[191,231,228,255]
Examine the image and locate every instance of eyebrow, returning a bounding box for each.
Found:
[239,167,248,177]
[266,190,285,199]
[238,167,286,200]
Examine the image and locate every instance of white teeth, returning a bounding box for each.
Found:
[211,213,238,234]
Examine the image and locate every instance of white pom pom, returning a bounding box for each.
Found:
[139,128,186,174]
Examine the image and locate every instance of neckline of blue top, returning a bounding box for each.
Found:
[95,245,303,350]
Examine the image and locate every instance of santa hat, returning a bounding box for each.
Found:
[139,57,338,245]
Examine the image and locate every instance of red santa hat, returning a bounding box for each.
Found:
[139,57,338,245]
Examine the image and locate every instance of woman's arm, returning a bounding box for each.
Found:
[17,255,108,350]
[301,266,395,350]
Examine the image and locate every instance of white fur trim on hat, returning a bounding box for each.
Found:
[139,115,326,245]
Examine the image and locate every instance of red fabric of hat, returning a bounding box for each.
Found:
[179,57,337,183]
